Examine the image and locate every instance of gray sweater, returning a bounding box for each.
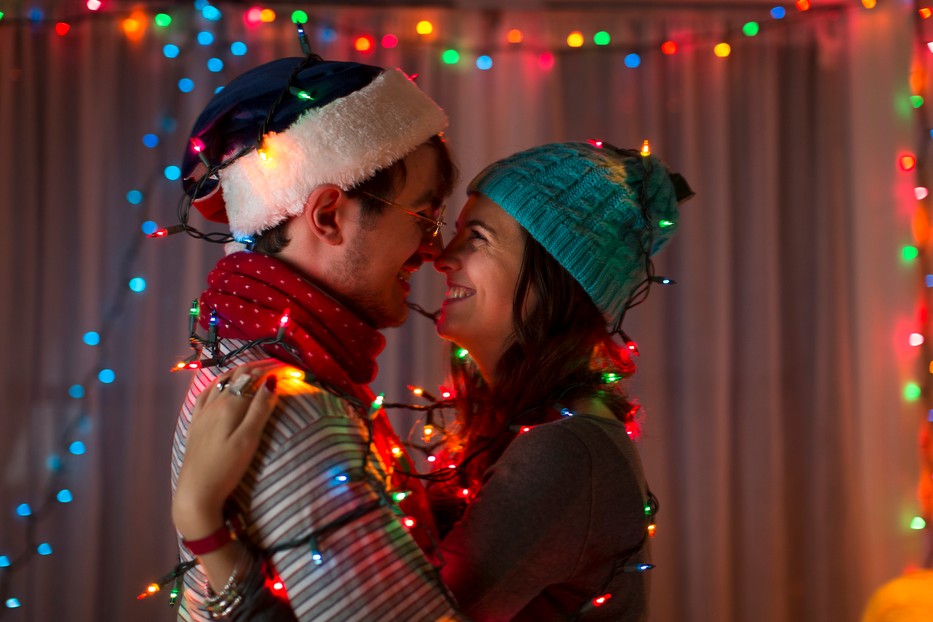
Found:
[439,414,652,621]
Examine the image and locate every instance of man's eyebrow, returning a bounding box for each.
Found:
[412,188,438,206]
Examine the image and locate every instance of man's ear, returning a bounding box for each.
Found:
[301,185,347,246]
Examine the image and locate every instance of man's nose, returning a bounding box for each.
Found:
[419,228,444,263]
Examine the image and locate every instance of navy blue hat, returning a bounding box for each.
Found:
[181,56,448,238]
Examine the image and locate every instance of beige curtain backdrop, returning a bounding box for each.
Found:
[0,3,921,621]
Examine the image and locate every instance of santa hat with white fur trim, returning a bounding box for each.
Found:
[181,56,448,240]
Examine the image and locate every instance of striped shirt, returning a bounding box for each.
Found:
[170,342,463,621]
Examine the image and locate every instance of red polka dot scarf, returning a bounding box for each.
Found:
[199,251,385,398]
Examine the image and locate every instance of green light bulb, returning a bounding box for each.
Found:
[910,516,927,530]
[154,13,172,27]
[291,10,308,24]
[456,348,469,359]
[911,95,925,109]
[290,87,314,101]
[659,219,674,228]
[904,382,922,401]
[742,22,759,37]
[442,49,460,65]
[902,246,920,262]
[593,31,611,46]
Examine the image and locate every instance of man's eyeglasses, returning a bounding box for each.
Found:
[357,191,446,238]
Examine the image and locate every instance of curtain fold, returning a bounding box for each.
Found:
[0,4,919,621]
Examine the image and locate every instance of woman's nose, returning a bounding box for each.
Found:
[434,234,461,273]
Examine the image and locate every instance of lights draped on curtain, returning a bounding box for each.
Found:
[0,3,918,621]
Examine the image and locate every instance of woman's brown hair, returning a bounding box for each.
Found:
[431,229,639,532]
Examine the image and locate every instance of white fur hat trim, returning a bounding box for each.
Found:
[220,68,448,238]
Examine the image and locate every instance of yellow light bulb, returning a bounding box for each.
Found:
[416,20,433,35]
[122,17,140,34]
[640,140,651,156]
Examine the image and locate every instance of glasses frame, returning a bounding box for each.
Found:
[357,190,446,238]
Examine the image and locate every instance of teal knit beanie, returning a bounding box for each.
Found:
[468,141,692,324]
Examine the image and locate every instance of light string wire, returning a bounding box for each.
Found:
[146,329,658,618]
[911,0,933,570]
[0,2,855,70]
[0,181,165,617]
[144,324,465,609]
[175,47,327,247]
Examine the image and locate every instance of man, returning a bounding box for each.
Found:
[168,54,461,621]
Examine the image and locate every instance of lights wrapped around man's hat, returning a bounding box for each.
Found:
[181,56,448,239]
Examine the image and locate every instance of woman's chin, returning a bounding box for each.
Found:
[434,316,455,341]
[435,317,466,349]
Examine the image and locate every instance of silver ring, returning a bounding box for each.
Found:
[216,379,229,392]
[227,374,254,398]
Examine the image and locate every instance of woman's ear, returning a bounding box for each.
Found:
[301,185,346,246]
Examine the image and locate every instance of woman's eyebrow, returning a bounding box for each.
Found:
[464,219,497,236]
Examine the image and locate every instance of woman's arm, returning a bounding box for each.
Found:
[173,361,298,620]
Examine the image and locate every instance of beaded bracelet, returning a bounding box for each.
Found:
[205,548,259,620]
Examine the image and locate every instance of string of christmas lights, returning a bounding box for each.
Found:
[0,1,877,75]
[903,0,933,569]
[0,172,162,616]
[0,0,898,617]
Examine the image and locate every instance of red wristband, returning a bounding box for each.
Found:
[182,524,233,556]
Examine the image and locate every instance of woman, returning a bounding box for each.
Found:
[174,141,692,620]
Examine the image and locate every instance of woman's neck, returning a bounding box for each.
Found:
[569,397,617,421]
